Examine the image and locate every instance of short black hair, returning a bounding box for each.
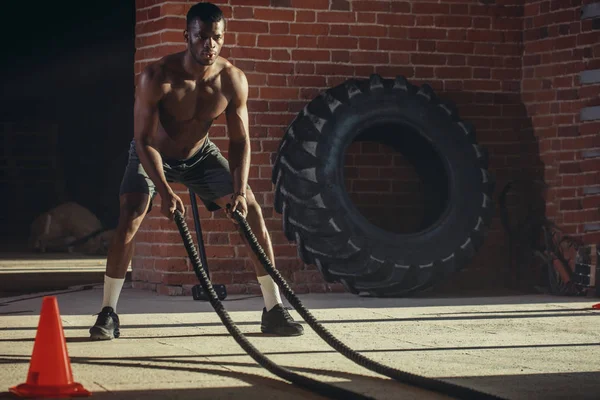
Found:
[187,2,225,28]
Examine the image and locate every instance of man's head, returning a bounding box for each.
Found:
[184,2,226,66]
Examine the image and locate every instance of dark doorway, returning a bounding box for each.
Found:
[0,1,135,250]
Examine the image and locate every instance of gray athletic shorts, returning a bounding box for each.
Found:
[119,138,236,212]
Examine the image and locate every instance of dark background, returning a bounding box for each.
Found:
[0,1,135,249]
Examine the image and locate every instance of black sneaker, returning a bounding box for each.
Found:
[89,306,120,340]
[261,304,304,336]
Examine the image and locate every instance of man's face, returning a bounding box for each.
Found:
[185,18,225,66]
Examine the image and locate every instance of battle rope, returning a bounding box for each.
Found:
[226,208,504,400]
[173,210,373,400]
[174,209,504,400]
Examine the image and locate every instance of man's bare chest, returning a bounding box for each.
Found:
[159,80,229,123]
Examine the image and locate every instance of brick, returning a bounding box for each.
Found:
[228,20,269,33]
[582,195,600,210]
[290,0,329,9]
[230,47,270,60]
[318,36,358,49]
[254,8,294,21]
[293,49,330,61]
[231,0,270,5]
[267,74,287,87]
[271,0,291,6]
[255,113,294,126]
[269,22,290,34]
[295,10,315,22]
[495,44,522,56]
[352,1,387,11]
[563,210,600,224]
[412,3,449,14]
[580,85,600,99]
[416,15,434,26]
[390,0,412,14]
[350,24,388,37]
[358,38,378,50]
[294,270,326,283]
[408,28,447,40]
[294,63,315,74]
[330,25,350,35]
[581,159,600,173]
[257,35,296,47]
[288,75,327,87]
[236,33,257,47]
[411,53,447,65]
[524,2,540,16]
[298,36,318,48]
[473,68,492,79]
[161,273,198,286]
[437,41,474,54]
[434,15,472,28]
[579,122,600,137]
[417,40,435,52]
[269,49,289,60]
[331,0,350,10]
[467,30,505,42]
[331,50,350,62]
[260,87,299,99]
[377,13,416,26]
[255,61,294,74]
[350,51,388,64]
[558,126,579,137]
[233,6,254,19]
[356,12,376,23]
[290,23,328,35]
[154,258,190,273]
[317,11,355,23]
[436,66,472,79]
[559,199,583,211]
[316,63,355,76]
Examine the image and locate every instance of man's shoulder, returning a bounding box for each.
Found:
[219,58,247,86]
[139,52,184,86]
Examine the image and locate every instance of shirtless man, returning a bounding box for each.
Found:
[89,2,303,339]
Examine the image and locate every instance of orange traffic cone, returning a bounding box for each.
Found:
[9,296,91,398]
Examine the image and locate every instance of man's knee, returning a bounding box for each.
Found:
[118,193,150,227]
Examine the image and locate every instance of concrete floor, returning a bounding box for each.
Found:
[1,285,599,400]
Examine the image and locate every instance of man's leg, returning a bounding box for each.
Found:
[182,139,303,336]
[90,139,155,340]
[89,193,151,341]
[104,193,152,306]
[211,190,304,336]
[211,190,278,292]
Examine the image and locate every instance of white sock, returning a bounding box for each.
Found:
[102,275,125,312]
[258,275,282,311]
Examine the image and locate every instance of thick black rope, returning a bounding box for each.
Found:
[172,210,374,400]
[227,209,504,400]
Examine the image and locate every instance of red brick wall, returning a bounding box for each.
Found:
[522,0,600,246]
[132,0,599,296]
[344,142,427,234]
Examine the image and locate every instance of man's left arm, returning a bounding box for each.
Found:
[225,67,251,216]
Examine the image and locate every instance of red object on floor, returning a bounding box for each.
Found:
[593,303,600,309]
[9,296,91,398]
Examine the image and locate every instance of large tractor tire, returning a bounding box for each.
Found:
[271,74,495,297]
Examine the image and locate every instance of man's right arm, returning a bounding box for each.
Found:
[133,67,172,199]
